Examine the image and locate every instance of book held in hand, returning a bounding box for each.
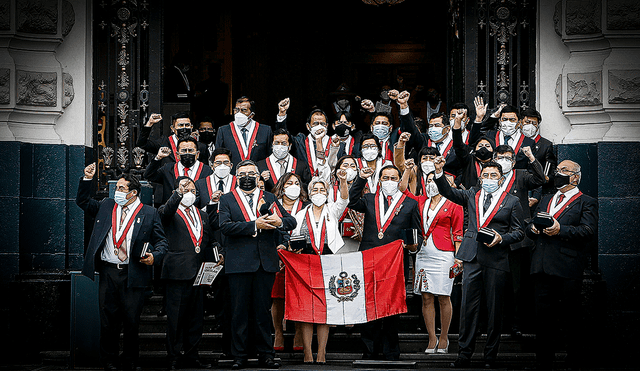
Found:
[289,235,307,252]
[533,212,554,229]
[403,228,419,246]
[193,262,223,286]
[476,227,496,244]
[140,242,151,258]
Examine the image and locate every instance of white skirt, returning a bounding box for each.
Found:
[413,235,455,296]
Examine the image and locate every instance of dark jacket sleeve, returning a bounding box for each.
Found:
[501,199,525,246]
[434,171,471,207]
[158,190,182,226]
[76,177,101,217]
[149,209,168,265]
[218,195,257,237]
[557,197,598,244]
[347,176,369,212]
[521,159,547,189]
[143,158,165,183]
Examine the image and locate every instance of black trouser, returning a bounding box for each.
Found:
[457,260,508,362]
[98,264,146,367]
[533,272,582,368]
[165,279,204,363]
[360,315,401,361]
[507,247,533,331]
[227,266,276,362]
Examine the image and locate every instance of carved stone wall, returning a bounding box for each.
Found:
[0,0,76,143]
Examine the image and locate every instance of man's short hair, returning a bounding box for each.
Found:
[482,160,504,177]
[272,128,293,145]
[429,112,448,123]
[173,175,194,190]
[372,111,394,125]
[494,144,515,157]
[177,136,198,150]
[334,110,352,122]
[450,102,470,115]
[235,96,255,112]
[209,147,232,163]
[360,132,381,150]
[171,111,191,124]
[520,107,542,123]
[118,173,142,195]
[307,108,328,123]
[500,105,519,120]
[419,146,441,158]
[236,159,258,172]
[379,164,401,179]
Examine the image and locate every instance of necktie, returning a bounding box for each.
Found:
[435,142,442,153]
[338,141,346,156]
[483,193,492,214]
[504,135,512,146]
[185,207,195,225]
[278,159,287,177]
[119,206,128,229]
[218,180,225,192]
[386,196,393,213]
[117,206,129,261]
[556,193,565,207]
[246,193,254,210]
[241,127,249,145]
[184,167,190,177]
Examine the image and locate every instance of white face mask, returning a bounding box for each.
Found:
[214,164,231,179]
[284,184,301,200]
[181,192,197,208]
[234,112,250,127]
[114,190,132,206]
[450,118,467,130]
[426,181,440,198]
[381,180,399,197]
[522,123,538,138]
[345,168,357,182]
[310,193,327,207]
[496,158,514,174]
[272,144,289,160]
[372,124,391,140]
[500,121,518,136]
[421,160,436,175]
[362,147,379,162]
[310,124,326,138]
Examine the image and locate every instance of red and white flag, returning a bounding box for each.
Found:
[278,240,407,325]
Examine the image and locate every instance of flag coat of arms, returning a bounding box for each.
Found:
[278,240,407,325]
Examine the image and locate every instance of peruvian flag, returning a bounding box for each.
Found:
[278,240,407,325]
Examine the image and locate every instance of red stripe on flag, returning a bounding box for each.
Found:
[278,250,327,323]
[361,240,407,322]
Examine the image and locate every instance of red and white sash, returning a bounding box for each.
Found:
[305,135,331,176]
[374,190,407,238]
[176,206,203,249]
[111,202,144,255]
[305,206,328,255]
[230,122,260,161]
[205,175,236,199]
[547,191,583,219]
[266,155,297,183]
[230,187,263,221]
[475,189,509,229]
[496,131,525,153]
[174,161,204,179]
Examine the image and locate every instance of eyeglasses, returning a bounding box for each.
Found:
[310,121,327,127]
[233,107,251,114]
[237,171,258,178]
[555,168,579,176]
[361,144,378,150]
[494,155,513,161]
[213,160,231,166]
[115,186,130,192]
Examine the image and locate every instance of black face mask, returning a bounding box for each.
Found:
[179,154,196,168]
[475,147,493,161]
[238,175,257,191]
[334,124,351,138]
[336,99,350,110]
[176,127,192,139]
[199,131,215,144]
[553,172,572,189]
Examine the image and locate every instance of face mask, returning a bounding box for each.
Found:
[199,131,215,144]
[310,124,326,138]
[238,175,257,191]
[475,147,493,161]
[272,144,289,160]
[175,127,192,139]
[426,182,440,198]
[234,112,250,127]
[336,99,349,110]
[500,121,518,136]
[179,153,196,168]
[334,123,351,138]
[450,118,467,130]
[421,160,436,175]
[428,127,446,142]
[114,190,132,206]
[553,172,572,189]
[362,147,379,162]
[214,164,231,179]
[372,124,390,140]
[284,184,301,200]
[381,180,399,197]
[481,178,501,193]
[311,193,327,207]
[345,168,357,182]
[181,192,196,207]
[496,158,514,174]
[522,123,538,138]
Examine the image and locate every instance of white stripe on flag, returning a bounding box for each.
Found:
[321,252,368,325]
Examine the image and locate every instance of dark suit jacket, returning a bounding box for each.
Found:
[144,159,213,204]
[218,190,296,274]
[257,155,312,193]
[158,191,216,281]
[451,127,483,190]
[527,191,598,280]
[214,121,273,171]
[469,117,536,169]
[347,176,423,251]
[531,134,557,196]
[335,131,363,159]
[194,174,237,210]
[435,174,525,272]
[136,128,208,164]
[76,178,168,288]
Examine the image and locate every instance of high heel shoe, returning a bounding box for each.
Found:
[436,339,449,354]
[273,346,284,352]
[424,338,439,354]
[293,346,304,352]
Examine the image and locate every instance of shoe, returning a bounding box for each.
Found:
[103,363,118,371]
[231,359,246,370]
[315,361,326,365]
[424,338,439,354]
[293,345,304,352]
[259,358,281,369]
[450,357,471,368]
[273,346,284,352]
[437,339,449,353]
[181,359,212,369]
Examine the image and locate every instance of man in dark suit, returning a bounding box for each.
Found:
[526,159,598,371]
[257,128,312,192]
[144,137,212,204]
[432,157,525,369]
[218,160,297,369]
[159,176,220,370]
[214,96,273,171]
[348,164,422,361]
[76,164,168,371]
[330,109,362,159]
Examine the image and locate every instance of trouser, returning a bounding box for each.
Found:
[457,260,508,361]
[533,272,582,368]
[360,315,401,361]
[98,265,146,366]
[227,267,276,361]
[165,279,204,362]
[507,247,532,331]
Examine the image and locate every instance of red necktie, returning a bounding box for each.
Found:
[556,193,565,207]
[184,167,190,177]
[386,196,393,212]
[185,207,195,225]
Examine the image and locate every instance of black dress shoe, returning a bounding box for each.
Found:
[231,359,246,370]
[259,358,281,369]
[450,357,471,368]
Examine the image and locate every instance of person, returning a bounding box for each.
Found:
[400,160,464,354]
[425,87,447,121]
[218,160,297,369]
[355,133,392,194]
[144,137,213,204]
[359,105,400,163]
[526,160,598,371]
[290,172,350,364]
[269,173,309,353]
[448,102,472,145]
[158,176,220,370]
[257,128,312,192]
[328,155,364,253]
[137,111,208,165]
[348,164,422,361]
[395,134,446,196]
[432,157,525,369]
[196,117,216,163]
[195,147,236,210]
[214,96,274,169]
[275,100,335,178]
[76,164,168,371]
[330,110,362,160]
